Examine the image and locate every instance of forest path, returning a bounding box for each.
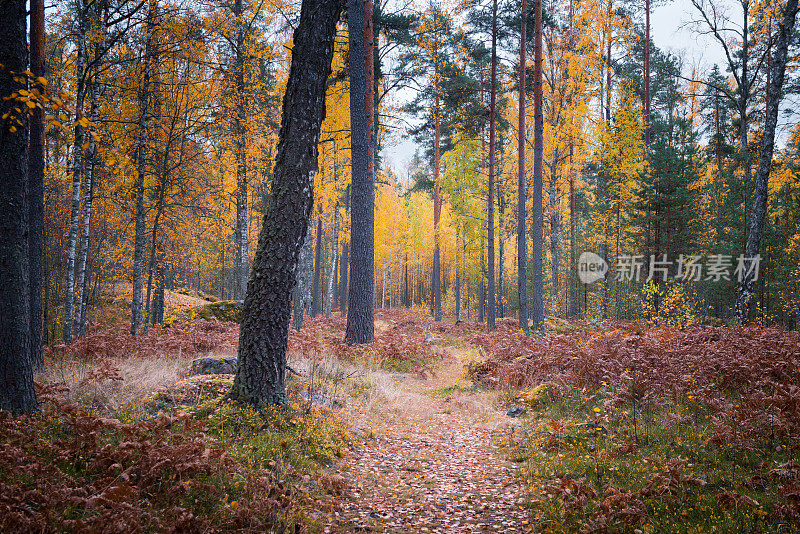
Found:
[328,326,532,533]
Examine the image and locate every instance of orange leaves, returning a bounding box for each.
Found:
[471,324,800,450]
[0,402,291,532]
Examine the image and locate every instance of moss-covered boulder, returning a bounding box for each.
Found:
[189,300,243,322]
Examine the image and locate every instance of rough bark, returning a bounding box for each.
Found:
[531,0,545,334]
[0,0,39,414]
[29,0,46,370]
[518,0,529,334]
[345,0,376,344]
[736,0,798,323]
[229,0,342,406]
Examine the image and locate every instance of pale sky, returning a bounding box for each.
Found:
[381,0,733,174]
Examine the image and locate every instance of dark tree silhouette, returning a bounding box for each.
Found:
[0,0,39,414]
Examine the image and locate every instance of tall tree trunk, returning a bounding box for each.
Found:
[531,0,545,334]
[73,121,94,337]
[567,0,578,319]
[131,2,155,335]
[64,4,87,343]
[233,0,249,300]
[643,0,651,148]
[0,0,39,413]
[325,203,339,317]
[487,0,498,331]
[345,0,376,344]
[497,177,505,318]
[29,0,46,369]
[144,181,166,333]
[549,147,561,311]
[403,252,409,307]
[75,36,102,337]
[479,233,485,322]
[518,0,529,334]
[229,0,342,406]
[568,144,577,317]
[312,209,323,317]
[455,233,462,321]
[432,29,442,322]
[737,0,798,323]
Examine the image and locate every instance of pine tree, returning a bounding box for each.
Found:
[345,0,376,343]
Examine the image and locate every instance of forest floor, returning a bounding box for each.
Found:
[6,300,800,532]
[327,325,532,533]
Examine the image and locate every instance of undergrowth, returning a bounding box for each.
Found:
[475,326,800,532]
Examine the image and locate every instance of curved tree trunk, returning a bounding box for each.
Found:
[229,0,342,407]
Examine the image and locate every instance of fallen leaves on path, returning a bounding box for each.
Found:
[327,349,532,533]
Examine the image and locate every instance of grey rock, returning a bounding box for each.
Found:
[424,332,435,343]
[506,406,528,417]
[190,356,238,375]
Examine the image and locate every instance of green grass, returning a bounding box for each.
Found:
[427,383,477,398]
[507,385,796,533]
[191,397,352,470]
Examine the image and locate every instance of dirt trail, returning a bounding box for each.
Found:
[329,332,532,533]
